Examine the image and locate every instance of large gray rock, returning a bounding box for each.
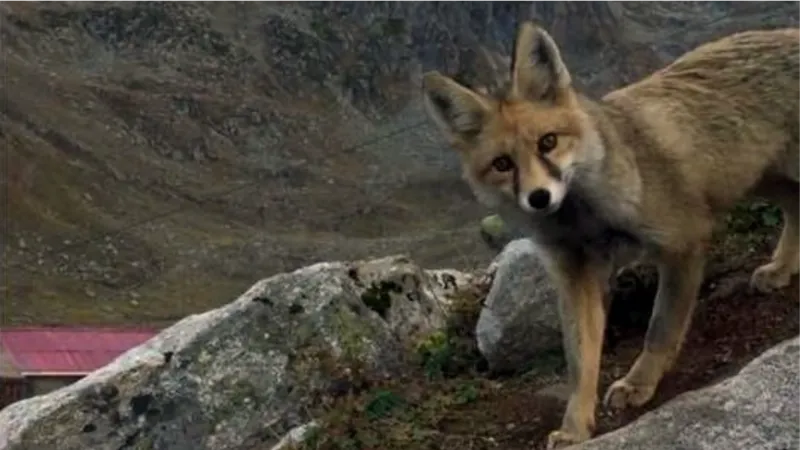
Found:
[476,239,562,373]
[572,336,800,450]
[0,255,474,450]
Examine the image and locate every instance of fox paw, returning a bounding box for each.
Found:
[750,261,794,293]
[546,430,585,450]
[603,378,655,410]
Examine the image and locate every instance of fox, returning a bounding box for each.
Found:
[421,22,799,449]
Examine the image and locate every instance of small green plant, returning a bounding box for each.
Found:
[365,389,405,420]
[453,381,479,405]
[726,200,782,233]
[415,331,452,379]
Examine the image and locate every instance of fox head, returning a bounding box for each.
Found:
[422,23,604,215]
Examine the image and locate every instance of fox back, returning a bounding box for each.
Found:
[605,28,799,230]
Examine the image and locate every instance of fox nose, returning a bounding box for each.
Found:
[527,189,551,210]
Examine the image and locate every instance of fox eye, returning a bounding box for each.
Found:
[491,155,515,172]
[537,133,557,153]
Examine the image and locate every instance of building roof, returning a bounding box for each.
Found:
[0,327,158,376]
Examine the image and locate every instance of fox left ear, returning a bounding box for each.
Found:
[510,22,572,103]
[421,71,491,144]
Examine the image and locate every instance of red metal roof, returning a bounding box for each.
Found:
[0,327,158,375]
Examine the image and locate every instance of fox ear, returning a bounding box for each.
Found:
[421,71,491,143]
[510,22,572,103]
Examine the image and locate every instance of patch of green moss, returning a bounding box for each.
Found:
[479,214,515,251]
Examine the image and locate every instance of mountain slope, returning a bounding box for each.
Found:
[2,2,797,325]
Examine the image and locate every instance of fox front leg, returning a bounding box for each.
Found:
[545,254,611,449]
[603,247,706,410]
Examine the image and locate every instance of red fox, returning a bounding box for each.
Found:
[421,22,799,448]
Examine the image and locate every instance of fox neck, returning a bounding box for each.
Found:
[570,95,644,229]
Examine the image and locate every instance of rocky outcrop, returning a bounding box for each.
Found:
[0,256,476,450]
[571,336,800,450]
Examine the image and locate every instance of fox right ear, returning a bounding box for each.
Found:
[510,22,572,103]
[421,71,491,143]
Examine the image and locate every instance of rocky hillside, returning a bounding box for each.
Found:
[2,2,798,326]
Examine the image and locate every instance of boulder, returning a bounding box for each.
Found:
[0,255,474,450]
[572,336,800,450]
[475,239,562,373]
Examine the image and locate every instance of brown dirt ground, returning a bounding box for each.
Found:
[295,222,799,450]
